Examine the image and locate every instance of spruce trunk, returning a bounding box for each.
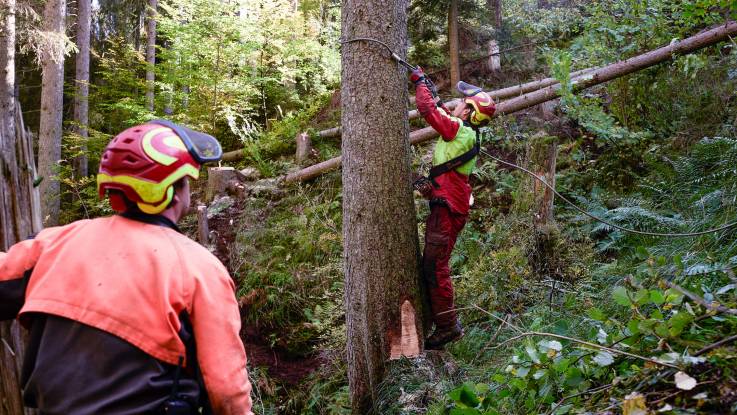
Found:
[73,0,91,178]
[1,2,41,412]
[38,0,65,226]
[341,0,423,412]
[448,0,460,90]
[145,0,157,112]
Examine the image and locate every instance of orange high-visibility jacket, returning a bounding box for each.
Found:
[0,215,253,414]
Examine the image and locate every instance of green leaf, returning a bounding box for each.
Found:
[669,311,693,337]
[564,367,583,387]
[613,286,632,306]
[587,307,607,321]
[634,289,650,306]
[650,290,665,305]
[450,408,481,415]
[448,382,481,408]
[627,319,641,335]
[655,322,670,338]
[554,358,570,373]
[635,246,649,260]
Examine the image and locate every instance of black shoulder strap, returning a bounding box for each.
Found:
[429,129,480,179]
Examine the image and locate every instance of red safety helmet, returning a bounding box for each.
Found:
[457,81,496,127]
[97,120,222,214]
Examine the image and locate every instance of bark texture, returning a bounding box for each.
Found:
[341,0,422,412]
[145,0,157,112]
[284,21,737,182]
[38,0,66,226]
[487,40,501,73]
[448,0,460,90]
[487,0,502,30]
[73,0,91,177]
[1,4,41,412]
[0,3,23,412]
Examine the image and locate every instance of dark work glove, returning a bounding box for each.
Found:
[410,67,426,84]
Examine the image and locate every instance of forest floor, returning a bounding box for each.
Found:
[202,196,326,386]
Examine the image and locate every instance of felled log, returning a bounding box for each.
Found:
[318,67,595,140]
[284,21,737,183]
[220,67,597,164]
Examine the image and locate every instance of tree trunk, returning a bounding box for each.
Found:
[0,4,23,411]
[1,4,41,413]
[341,0,422,412]
[448,0,460,91]
[487,40,501,73]
[145,0,157,112]
[38,0,65,226]
[283,20,737,182]
[487,0,502,30]
[529,133,557,226]
[295,132,312,165]
[73,0,91,178]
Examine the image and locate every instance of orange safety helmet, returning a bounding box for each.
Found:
[97,120,222,214]
[457,81,496,127]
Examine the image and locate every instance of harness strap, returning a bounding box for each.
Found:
[428,128,480,179]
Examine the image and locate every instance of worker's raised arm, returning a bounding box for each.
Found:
[190,261,253,415]
[0,238,42,320]
[412,69,461,141]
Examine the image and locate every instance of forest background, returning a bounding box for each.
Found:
[1,0,737,414]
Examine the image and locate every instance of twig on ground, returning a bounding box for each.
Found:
[472,314,511,365]
[492,331,680,369]
[694,334,737,356]
[471,304,525,333]
[663,280,737,316]
[547,384,613,415]
[650,390,682,405]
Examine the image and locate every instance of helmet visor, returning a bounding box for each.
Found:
[457,81,483,97]
[150,119,222,164]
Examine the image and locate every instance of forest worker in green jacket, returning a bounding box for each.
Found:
[411,68,496,349]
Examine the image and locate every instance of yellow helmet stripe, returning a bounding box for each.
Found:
[97,164,199,204]
[142,127,180,166]
[137,187,174,214]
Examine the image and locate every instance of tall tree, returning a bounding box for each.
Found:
[1,1,41,413]
[145,0,157,112]
[487,0,502,31]
[38,0,66,226]
[341,0,423,412]
[73,0,91,177]
[448,0,460,90]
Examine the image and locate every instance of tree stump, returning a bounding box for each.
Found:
[295,132,312,165]
[205,167,240,202]
[487,40,501,73]
[529,132,558,227]
[197,205,208,245]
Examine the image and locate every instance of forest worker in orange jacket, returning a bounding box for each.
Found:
[0,121,253,415]
[410,68,496,349]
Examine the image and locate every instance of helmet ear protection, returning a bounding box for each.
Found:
[97,120,222,214]
[457,81,496,127]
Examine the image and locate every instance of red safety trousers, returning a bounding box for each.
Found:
[423,201,468,329]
